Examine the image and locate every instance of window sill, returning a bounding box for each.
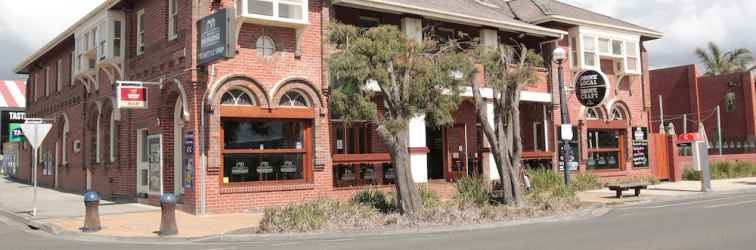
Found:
[220,182,315,194]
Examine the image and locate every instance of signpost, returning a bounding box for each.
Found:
[574,70,610,108]
[198,8,236,66]
[20,118,53,217]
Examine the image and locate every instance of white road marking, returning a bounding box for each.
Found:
[271,242,302,247]
[637,196,745,209]
[704,199,756,209]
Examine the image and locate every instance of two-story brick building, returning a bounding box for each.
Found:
[14,0,661,214]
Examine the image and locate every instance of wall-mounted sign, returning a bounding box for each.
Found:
[117,85,147,109]
[198,8,237,66]
[183,131,194,188]
[574,70,610,108]
[8,123,23,142]
[632,127,649,167]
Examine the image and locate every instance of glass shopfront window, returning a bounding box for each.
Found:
[222,119,310,184]
[587,129,625,170]
[334,163,395,188]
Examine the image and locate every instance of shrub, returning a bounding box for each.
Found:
[258,199,382,233]
[526,169,578,210]
[352,189,395,213]
[682,168,701,181]
[418,185,440,208]
[454,176,490,206]
[571,173,602,191]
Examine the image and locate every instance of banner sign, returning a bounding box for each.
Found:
[8,123,23,142]
[198,8,236,66]
[632,127,649,167]
[117,85,148,109]
[183,131,194,188]
[574,70,610,108]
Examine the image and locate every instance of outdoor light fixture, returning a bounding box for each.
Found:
[552,47,572,187]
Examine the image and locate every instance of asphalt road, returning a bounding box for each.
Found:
[3,190,756,250]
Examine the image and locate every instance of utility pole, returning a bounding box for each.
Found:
[717,105,723,155]
[683,113,687,133]
[553,48,571,187]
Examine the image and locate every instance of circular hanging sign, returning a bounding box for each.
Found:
[574,70,610,108]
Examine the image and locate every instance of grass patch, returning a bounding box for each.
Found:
[454,176,491,206]
[351,188,396,213]
[571,173,602,191]
[526,169,579,211]
[258,199,382,233]
[418,185,440,208]
[683,161,756,180]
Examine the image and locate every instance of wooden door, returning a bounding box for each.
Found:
[650,133,671,180]
[445,124,468,181]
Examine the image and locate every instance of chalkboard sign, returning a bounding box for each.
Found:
[632,127,649,167]
[558,126,580,171]
[574,70,609,108]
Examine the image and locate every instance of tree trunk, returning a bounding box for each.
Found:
[380,125,422,215]
[508,96,527,207]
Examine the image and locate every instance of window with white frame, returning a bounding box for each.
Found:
[256,36,276,57]
[137,9,145,55]
[57,59,63,92]
[113,20,122,57]
[582,36,597,68]
[625,41,639,72]
[570,28,641,75]
[168,0,178,40]
[240,0,308,25]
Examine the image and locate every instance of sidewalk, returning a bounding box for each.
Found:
[0,177,262,239]
[578,177,756,205]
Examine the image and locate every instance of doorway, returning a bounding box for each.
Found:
[426,126,444,180]
[445,124,468,181]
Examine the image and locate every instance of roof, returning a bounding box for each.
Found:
[0,80,27,108]
[508,0,663,39]
[14,0,121,74]
[333,0,567,38]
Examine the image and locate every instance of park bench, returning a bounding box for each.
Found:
[606,183,648,198]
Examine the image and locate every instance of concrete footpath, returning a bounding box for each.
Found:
[578,177,756,205]
[0,177,262,239]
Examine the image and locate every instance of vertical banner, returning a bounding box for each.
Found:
[183,131,194,188]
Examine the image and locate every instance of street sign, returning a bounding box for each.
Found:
[20,121,52,149]
[574,70,610,108]
[117,85,148,109]
[198,8,236,66]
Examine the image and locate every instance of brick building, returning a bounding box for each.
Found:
[13,0,661,214]
[650,65,756,154]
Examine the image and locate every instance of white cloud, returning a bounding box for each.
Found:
[560,0,756,69]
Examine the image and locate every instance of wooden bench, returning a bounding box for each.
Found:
[606,183,648,199]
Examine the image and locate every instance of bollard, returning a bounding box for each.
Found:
[81,191,101,232]
[159,193,178,236]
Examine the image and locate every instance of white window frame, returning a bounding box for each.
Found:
[57,59,63,92]
[238,0,310,27]
[569,27,641,75]
[136,9,145,55]
[168,0,178,40]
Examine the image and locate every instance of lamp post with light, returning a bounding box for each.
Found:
[552,47,572,187]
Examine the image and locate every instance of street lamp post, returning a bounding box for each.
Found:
[553,47,572,187]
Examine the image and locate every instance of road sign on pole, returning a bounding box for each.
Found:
[19,118,53,217]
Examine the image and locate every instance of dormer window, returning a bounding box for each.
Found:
[569,27,641,75]
[238,0,309,27]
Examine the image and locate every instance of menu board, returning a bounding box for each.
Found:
[632,127,649,167]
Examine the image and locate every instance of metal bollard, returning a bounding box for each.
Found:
[81,191,101,232]
[159,193,178,236]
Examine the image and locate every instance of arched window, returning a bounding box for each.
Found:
[585,108,601,120]
[610,107,626,120]
[221,89,255,106]
[256,36,276,57]
[279,91,309,107]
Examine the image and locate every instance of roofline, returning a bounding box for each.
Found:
[531,15,663,40]
[333,0,568,38]
[14,0,122,74]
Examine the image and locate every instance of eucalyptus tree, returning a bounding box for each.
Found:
[327,23,473,215]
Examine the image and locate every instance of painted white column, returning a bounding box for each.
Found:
[409,115,428,183]
[479,29,499,48]
[486,102,500,181]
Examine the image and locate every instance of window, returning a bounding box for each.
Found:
[331,122,370,155]
[57,59,63,92]
[168,0,178,40]
[612,40,623,56]
[136,10,145,55]
[598,38,610,54]
[570,37,578,67]
[279,91,308,107]
[221,119,310,184]
[241,0,308,25]
[610,108,626,120]
[113,21,122,57]
[255,36,276,57]
[436,27,455,43]
[334,163,395,188]
[45,67,51,97]
[625,41,639,72]
[357,16,380,29]
[585,108,602,120]
[587,129,625,170]
[221,89,255,105]
[582,36,596,67]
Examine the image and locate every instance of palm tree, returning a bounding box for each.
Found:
[694,42,754,76]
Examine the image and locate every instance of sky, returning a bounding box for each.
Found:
[1,0,755,80]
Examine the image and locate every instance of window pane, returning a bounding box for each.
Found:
[626,42,638,56]
[223,120,305,149]
[627,57,638,71]
[583,36,595,52]
[224,153,303,182]
[248,0,274,16]
[612,40,623,55]
[598,38,610,54]
[584,52,596,66]
[587,130,619,149]
[587,151,620,170]
[278,3,303,19]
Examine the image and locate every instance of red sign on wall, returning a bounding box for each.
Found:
[117,85,147,109]
[677,133,702,142]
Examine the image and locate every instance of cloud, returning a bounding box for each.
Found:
[0,0,104,80]
[560,0,756,69]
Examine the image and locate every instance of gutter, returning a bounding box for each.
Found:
[530,15,664,39]
[332,0,567,38]
[14,0,122,74]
